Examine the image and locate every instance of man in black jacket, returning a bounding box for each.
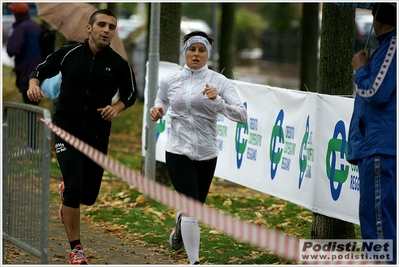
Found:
[27,9,137,264]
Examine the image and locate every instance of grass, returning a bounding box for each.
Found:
[3,64,360,264]
[83,181,304,264]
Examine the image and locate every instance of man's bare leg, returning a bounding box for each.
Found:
[62,205,80,242]
[61,205,89,264]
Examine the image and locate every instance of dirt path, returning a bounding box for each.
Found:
[3,176,265,265]
[3,177,180,265]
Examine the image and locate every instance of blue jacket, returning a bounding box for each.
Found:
[348,28,397,163]
[6,14,43,92]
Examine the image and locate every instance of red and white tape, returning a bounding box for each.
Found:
[39,118,375,264]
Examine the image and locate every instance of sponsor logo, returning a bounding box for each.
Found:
[269,109,285,179]
[298,115,310,188]
[235,102,249,169]
[300,239,393,263]
[325,120,349,201]
[55,143,66,153]
[269,110,314,188]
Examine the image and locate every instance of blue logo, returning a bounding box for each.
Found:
[156,119,166,142]
[269,109,285,180]
[326,120,349,201]
[235,102,248,169]
[298,115,310,189]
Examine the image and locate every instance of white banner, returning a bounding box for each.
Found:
[142,62,360,225]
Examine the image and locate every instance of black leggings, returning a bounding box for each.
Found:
[165,152,217,204]
[55,134,109,208]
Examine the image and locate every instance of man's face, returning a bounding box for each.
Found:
[87,13,117,48]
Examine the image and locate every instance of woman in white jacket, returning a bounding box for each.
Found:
[150,31,247,265]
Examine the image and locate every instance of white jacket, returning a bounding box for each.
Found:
[153,64,248,161]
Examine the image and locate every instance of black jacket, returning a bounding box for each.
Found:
[30,39,137,137]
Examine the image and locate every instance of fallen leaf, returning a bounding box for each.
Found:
[53,254,65,259]
[136,194,145,204]
[223,198,232,206]
[208,230,220,235]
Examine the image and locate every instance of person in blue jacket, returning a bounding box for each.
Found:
[6,2,43,105]
[348,3,396,264]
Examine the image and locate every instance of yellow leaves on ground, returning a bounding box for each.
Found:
[208,230,221,235]
[142,207,166,220]
[253,211,267,225]
[266,203,287,212]
[222,198,232,206]
[136,194,145,204]
[93,189,148,209]
[297,211,313,223]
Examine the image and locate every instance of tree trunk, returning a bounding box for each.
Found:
[300,3,320,92]
[311,213,355,239]
[141,3,182,187]
[218,3,236,78]
[159,3,182,63]
[318,3,355,95]
[106,3,117,15]
[312,3,356,239]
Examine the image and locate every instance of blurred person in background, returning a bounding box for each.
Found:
[150,31,247,265]
[6,2,43,105]
[348,3,397,264]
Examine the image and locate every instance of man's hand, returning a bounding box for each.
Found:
[97,102,124,121]
[352,48,370,71]
[27,78,45,101]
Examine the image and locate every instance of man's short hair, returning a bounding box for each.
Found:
[88,9,117,26]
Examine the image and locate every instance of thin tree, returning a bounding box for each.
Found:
[299,3,320,92]
[159,3,182,63]
[141,3,182,186]
[106,2,117,15]
[311,3,356,239]
[218,3,236,78]
[318,4,355,96]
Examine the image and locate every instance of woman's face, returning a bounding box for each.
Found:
[185,42,208,69]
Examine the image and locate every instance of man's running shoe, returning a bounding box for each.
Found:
[169,211,183,250]
[69,244,89,264]
[58,182,65,224]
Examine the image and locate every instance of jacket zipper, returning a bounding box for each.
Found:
[187,70,199,160]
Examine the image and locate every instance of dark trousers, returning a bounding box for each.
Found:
[358,155,397,264]
[165,152,217,204]
[54,134,109,208]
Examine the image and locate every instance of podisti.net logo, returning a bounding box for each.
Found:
[299,239,393,263]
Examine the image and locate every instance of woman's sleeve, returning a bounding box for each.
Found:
[212,78,247,124]
[151,78,170,116]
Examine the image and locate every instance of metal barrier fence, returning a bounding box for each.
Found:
[2,102,52,264]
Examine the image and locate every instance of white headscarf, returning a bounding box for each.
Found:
[182,36,212,60]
